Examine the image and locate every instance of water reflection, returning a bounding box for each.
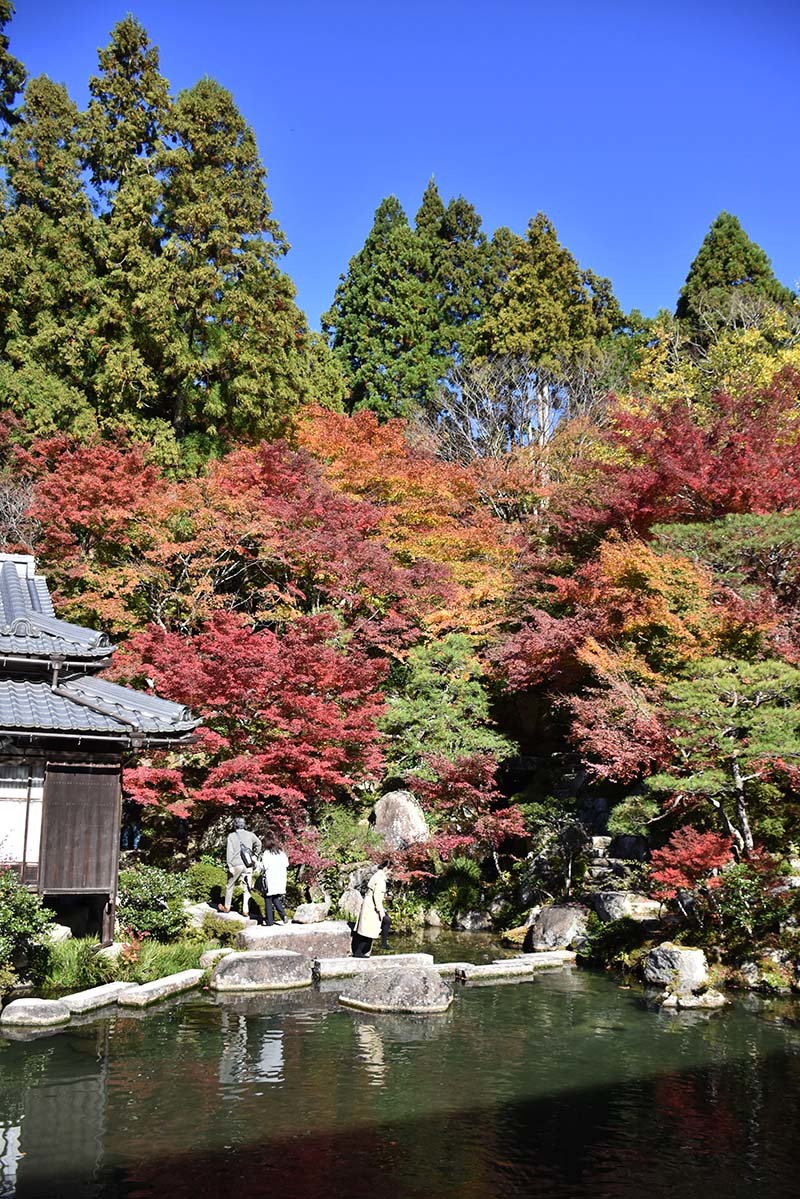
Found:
[0,970,799,1198]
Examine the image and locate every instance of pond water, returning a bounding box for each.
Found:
[2,935,800,1198]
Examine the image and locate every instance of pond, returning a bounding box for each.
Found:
[1,935,800,1198]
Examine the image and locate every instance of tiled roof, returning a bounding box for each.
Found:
[0,555,113,662]
[0,678,197,741]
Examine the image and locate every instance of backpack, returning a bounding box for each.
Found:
[237,832,255,869]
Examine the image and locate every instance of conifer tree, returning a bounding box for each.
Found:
[0,76,101,434]
[0,1,24,128]
[323,196,440,419]
[676,212,795,342]
[472,212,622,363]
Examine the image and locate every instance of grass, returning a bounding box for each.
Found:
[42,935,215,995]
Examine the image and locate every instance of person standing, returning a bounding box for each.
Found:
[220,816,261,918]
[259,835,290,926]
[352,861,390,958]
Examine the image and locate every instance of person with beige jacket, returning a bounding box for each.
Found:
[352,861,390,957]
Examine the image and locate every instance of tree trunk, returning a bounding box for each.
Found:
[731,758,755,855]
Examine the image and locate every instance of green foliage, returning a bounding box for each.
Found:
[431,855,482,925]
[576,915,651,971]
[516,794,589,901]
[380,633,516,778]
[471,212,623,364]
[607,794,659,838]
[323,195,441,418]
[710,862,796,956]
[185,859,227,904]
[199,912,241,947]
[385,890,427,933]
[318,805,383,866]
[675,212,795,342]
[0,868,53,994]
[124,939,204,983]
[117,864,189,941]
[42,937,115,993]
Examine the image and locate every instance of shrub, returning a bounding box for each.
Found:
[186,859,227,904]
[387,891,427,933]
[117,864,189,941]
[432,856,483,926]
[0,868,53,995]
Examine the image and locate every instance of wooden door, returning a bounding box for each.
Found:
[39,763,122,895]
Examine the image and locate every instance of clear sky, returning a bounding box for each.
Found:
[8,0,800,330]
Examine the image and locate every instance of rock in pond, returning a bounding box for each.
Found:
[339,968,452,1014]
[454,910,492,931]
[210,950,312,991]
[643,943,708,994]
[661,988,727,1010]
[524,904,590,951]
[1,998,71,1028]
[372,789,429,849]
[237,919,351,958]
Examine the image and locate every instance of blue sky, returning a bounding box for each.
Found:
[9,0,800,330]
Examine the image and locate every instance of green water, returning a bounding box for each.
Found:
[2,940,800,1198]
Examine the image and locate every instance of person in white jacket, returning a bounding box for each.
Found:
[258,834,290,925]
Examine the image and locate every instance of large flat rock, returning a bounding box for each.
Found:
[237,920,352,957]
[313,952,434,980]
[210,950,312,991]
[339,968,452,1014]
[117,969,204,1008]
[0,998,71,1028]
[62,981,136,1014]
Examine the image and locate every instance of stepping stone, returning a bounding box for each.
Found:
[237,920,352,958]
[339,968,453,1014]
[313,952,434,980]
[210,950,312,992]
[61,981,136,1015]
[0,998,71,1028]
[117,969,204,1008]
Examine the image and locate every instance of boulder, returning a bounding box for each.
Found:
[339,967,452,1014]
[338,888,363,922]
[525,904,590,951]
[45,923,73,944]
[237,919,352,958]
[96,942,126,962]
[184,902,248,931]
[424,907,442,928]
[643,943,708,994]
[590,891,662,923]
[1,998,71,1028]
[454,910,492,931]
[199,948,234,970]
[372,790,429,850]
[292,901,330,924]
[210,950,312,992]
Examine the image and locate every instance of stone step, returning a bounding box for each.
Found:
[61,981,136,1015]
[117,969,204,1008]
[313,952,434,981]
[457,953,576,983]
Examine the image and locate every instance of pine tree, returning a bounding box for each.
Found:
[676,212,795,342]
[322,196,440,419]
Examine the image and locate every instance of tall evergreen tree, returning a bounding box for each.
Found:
[414,180,490,359]
[0,1,24,128]
[471,212,622,363]
[675,212,795,342]
[0,75,102,434]
[323,196,440,419]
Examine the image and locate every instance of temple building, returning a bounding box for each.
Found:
[0,553,197,939]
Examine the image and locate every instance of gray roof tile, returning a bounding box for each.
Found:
[0,555,112,662]
[0,679,197,740]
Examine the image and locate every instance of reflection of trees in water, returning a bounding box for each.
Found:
[1,982,800,1197]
